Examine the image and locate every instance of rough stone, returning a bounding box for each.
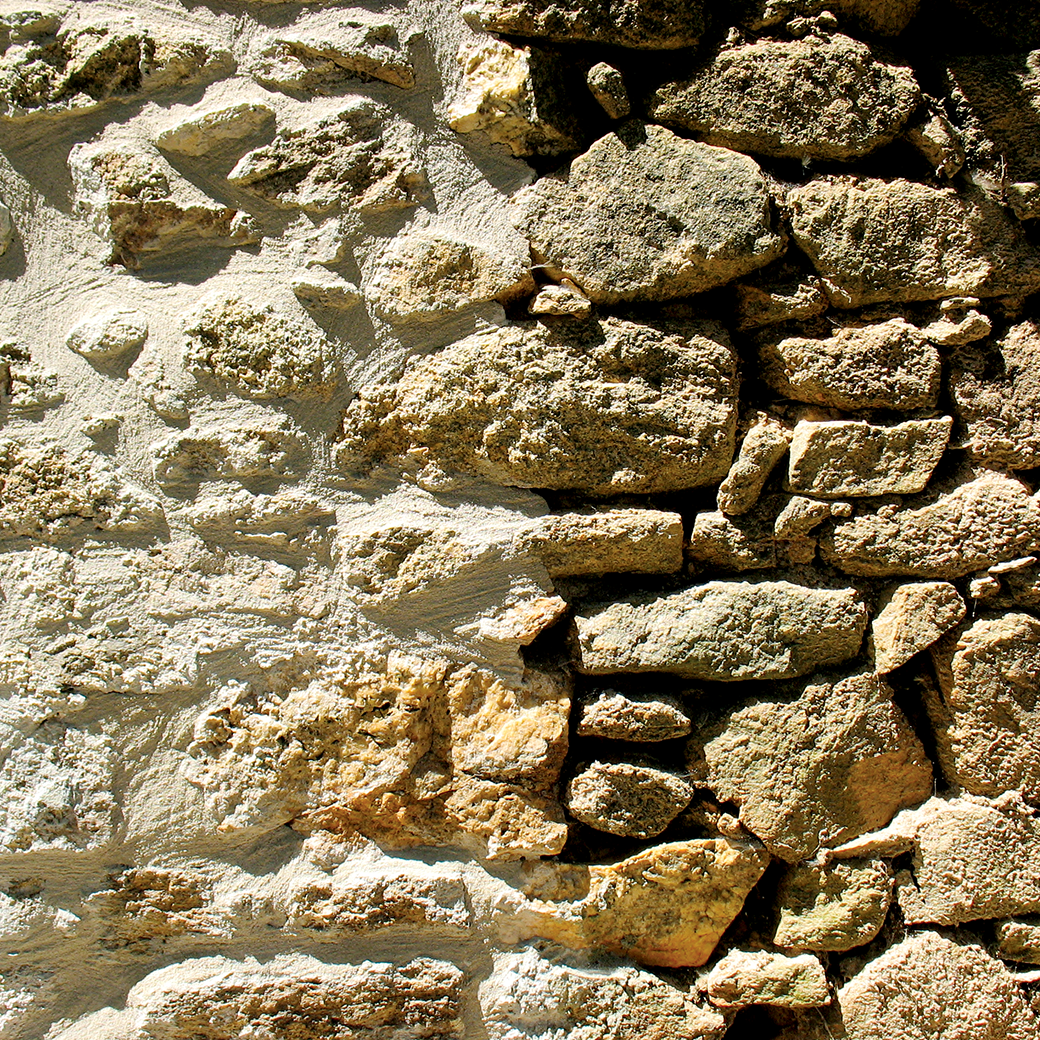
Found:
[650,36,919,162]
[337,317,738,495]
[291,270,363,311]
[527,280,591,318]
[773,858,893,952]
[688,673,933,861]
[906,107,966,179]
[789,177,1040,307]
[997,919,1040,965]
[734,270,829,332]
[586,62,629,119]
[686,510,777,573]
[576,691,691,742]
[786,417,952,498]
[156,102,275,156]
[758,319,942,411]
[871,582,965,673]
[922,300,991,346]
[512,124,783,304]
[717,412,791,515]
[702,950,830,1009]
[565,762,694,838]
[66,309,148,362]
[572,581,867,681]
[0,345,62,412]
[183,490,335,550]
[739,0,921,36]
[821,472,1040,578]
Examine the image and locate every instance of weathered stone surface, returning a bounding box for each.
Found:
[365,230,534,323]
[183,296,338,401]
[527,279,591,318]
[651,36,919,162]
[512,125,783,304]
[448,39,579,157]
[702,950,830,1009]
[576,691,691,742]
[689,673,933,861]
[470,0,707,49]
[928,613,1040,800]
[773,858,893,952]
[66,308,147,362]
[740,0,921,36]
[338,317,738,495]
[586,62,629,119]
[734,270,829,331]
[952,321,1040,469]
[717,412,791,515]
[687,510,777,573]
[0,345,62,412]
[573,581,867,681]
[906,106,966,179]
[291,270,363,311]
[565,762,693,838]
[922,298,991,346]
[480,947,726,1040]
[184,490,335,550]
[871,582,965,673]
[156,102,275,156]
[758,319,941,411]
[786,417,951,498]
[821,472,1040,578]
[837,931,1039,1040]
[997,918,1040,965]
[789,177,1040,307]
[228,99,428,213]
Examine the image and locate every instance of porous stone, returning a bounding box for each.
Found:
[717,412,791,515]
[821,472,1040,578]
[906,107,966,178]
[837,931,1040,1040]
[183,490,335,550]
[156,102,275,156]
[686,510,777,573]
[922,300,991,346]
[65,309,148,362]
[650,35,919,162]
[0,346,62,412]
[291,270,363,310]
[786,417,952,498]
[576,692,691,742]
[688,673,933,861]
[565,762,693,838]
[702,950,830,1009]
[733,270,829,331]
[871,582,965,673]
[997,919,1040,965]
[512,124,783,304]
[527,280,591,318]
[789,177,1040,307]
[572,581,867,681]
[586,62,629,119]
[773,858,893,952]
[337,317,738,495]
[758,319,942,411]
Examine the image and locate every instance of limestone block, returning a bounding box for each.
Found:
[702,950,830,1008]
[758,318,941,411]
[338,317,738,495]
[576,692,691,742]
[572,581,867,681]
[871,582,965,673]
[66,309,148,362]
[997,919,1040,965]
[789,177,1040,307]
[717,412,791,515]
[586,62,629,119]
[512,124,783,304]
[565,762,693,838]
[651,35,919,161]
[156,102,275,156]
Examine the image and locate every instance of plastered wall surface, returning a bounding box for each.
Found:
[2,0,1040,1037]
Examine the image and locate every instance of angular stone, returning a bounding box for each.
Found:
[739,0,921,36]
[702,950,830,1009]
[565,762,693,838]
[871,582,965,673]
[586,62,629,119]
[651,35,919,162]
[228,99,427,213]
[338,317,738,495]
[156,102,275,156]
[773,858,893,952]
[572,581,867,681]
[952,321,1040,469]
[66,309,148,363]
[527,280,591,318]
[512,125,783,304]
[470,0,707,49]
[922,300,991,346]
[183,296,337,401]
[0,345,62,412]
[821,472,1040,578]
[758,319,941,411]
[686,511,777,573]
[448,39,579,157]
[997,919,1040,965]
[786,417,951,498]
[689,673,932,861]
[717,412,791,515]
[480,947,726,1040]
[928,613,1040,800]
[183,490,335,550]
[734,270,829,332]
[774,495,851,540]
[576,691,691,742]
[906,107,966,179]
[789,177,1040,307]
[837,931,1039,1040]
[291,270,363,311]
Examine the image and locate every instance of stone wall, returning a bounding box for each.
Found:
[2,0,1040,1037]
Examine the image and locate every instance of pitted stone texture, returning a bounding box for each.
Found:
[872,582,965,673]
[837,931,1040,1040]
[702,950,830,1009]
[338,317,738,495]
[650,35,919,161]
[789,177,1040,307]
[821,472,1040,578]
[480,947,726,1040]
[687,510,777,573]
[717,412,791,516]
[512,125,783,304]
[928,613,1040,800]
[773,858,893,952]
[156,102,275,156]
[228,99,428,213]
[688,673,933,861]
[740,0,921,35]
[565,762,693,838]
[758,319,941,411]
[572,581,867,681]
[734,270,829,332]
[786,417,951,498]
[576,692,691,743]
[952,321,1040,469]
[184,490,335,551]
[183,296,338,401]
[66,309,148,362]
[586,62,629,119]
[470,0,707,49]
[997,919,1040,965]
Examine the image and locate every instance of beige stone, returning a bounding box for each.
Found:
[291,270,363,311]
[586,62,629,119]
[686,510,777,573]
[702,950,830,1008]
[740,0,921,35]
[576,692,691,742]
[997,919,1040,965]
[183,490,335,550]
[717,412,791,515]
[156,102,275,156]
[733,267,829,331]
[66,309,148,362]
[871,582,965,673]
[527,280,592,318]
[565,762,693,838]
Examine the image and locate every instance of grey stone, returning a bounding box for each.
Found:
[565,762,694,838]
[576,692,691,743]
[586,62,629,119]
[871,582,965,673]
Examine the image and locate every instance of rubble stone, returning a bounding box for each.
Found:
[702,950,830,1009]
[586,62,629,119]
[997,919,1040,965]
[576,692,691,742]
[156,102,275,156]
[565,762,693,838]
[717,412,791,515]
[66,309,148,362]
[871,582,965,673]
[527,280,592,318]
[733,267,829,331]
[686,510,777,572]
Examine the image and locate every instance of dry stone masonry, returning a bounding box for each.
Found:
[1,0,1040,1037]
